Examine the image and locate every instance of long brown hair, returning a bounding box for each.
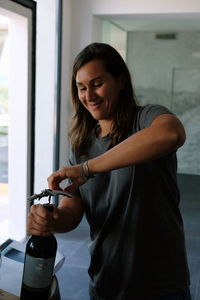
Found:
[69,42,138,156]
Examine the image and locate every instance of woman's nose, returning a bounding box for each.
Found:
[85,87,96,101]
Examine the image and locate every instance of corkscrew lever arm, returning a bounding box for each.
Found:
[27,189,73,202]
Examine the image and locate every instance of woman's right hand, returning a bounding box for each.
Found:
[28,195,85,236]
[27,204,59,236]
[47,164,87,193]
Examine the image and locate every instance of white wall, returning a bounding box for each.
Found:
[91,0,200,14]
[59,0,72,166]
[34,0,57,191]
[69,0,95,58]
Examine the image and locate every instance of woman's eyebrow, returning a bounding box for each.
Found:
[90,76,103,82]
[76,76,104,85]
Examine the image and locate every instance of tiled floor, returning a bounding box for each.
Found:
[55,173,200,300]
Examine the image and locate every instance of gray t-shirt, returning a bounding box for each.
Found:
[70,104,190,300]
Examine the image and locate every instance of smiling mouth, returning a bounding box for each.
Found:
[88,101,103,108]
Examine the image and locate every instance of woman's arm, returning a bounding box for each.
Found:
[28,195,84,236]
[47,114,186,192]
[89,113,185,173]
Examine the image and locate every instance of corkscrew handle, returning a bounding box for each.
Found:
[27,189,73,203]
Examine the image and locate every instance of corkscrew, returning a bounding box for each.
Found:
[27,189,73,203]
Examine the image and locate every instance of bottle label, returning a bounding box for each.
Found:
[22,254,55,288]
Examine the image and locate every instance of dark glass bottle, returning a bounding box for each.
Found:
[20,205,57,300]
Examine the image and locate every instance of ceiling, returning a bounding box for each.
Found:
[102,15,200,32]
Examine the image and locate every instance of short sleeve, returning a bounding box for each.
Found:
[136,104,173,130]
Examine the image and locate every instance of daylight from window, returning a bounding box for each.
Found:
[0,14,9,244]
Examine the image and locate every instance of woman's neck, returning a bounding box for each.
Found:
[98,120,113,137]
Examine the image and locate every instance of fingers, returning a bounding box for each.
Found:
[47,165,87,192]
[28,205,54,237]
[47,169,66,191]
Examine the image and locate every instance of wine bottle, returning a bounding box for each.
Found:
[20,205,57,300]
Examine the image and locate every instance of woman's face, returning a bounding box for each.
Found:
[75,59,123,122]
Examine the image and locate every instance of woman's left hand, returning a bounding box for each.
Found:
[47,164,87,193]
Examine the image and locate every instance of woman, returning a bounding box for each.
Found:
[29,43,191,300]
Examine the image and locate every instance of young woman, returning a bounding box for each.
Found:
[28,43,191,300]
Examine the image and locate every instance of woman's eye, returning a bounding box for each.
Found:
[78,86,86,91]
[94,83,102,88]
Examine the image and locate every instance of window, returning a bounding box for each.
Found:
[0,0,36,243]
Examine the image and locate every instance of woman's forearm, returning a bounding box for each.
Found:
[52,206,82,233]
[54,196,84,233]
[88,114,185,174]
